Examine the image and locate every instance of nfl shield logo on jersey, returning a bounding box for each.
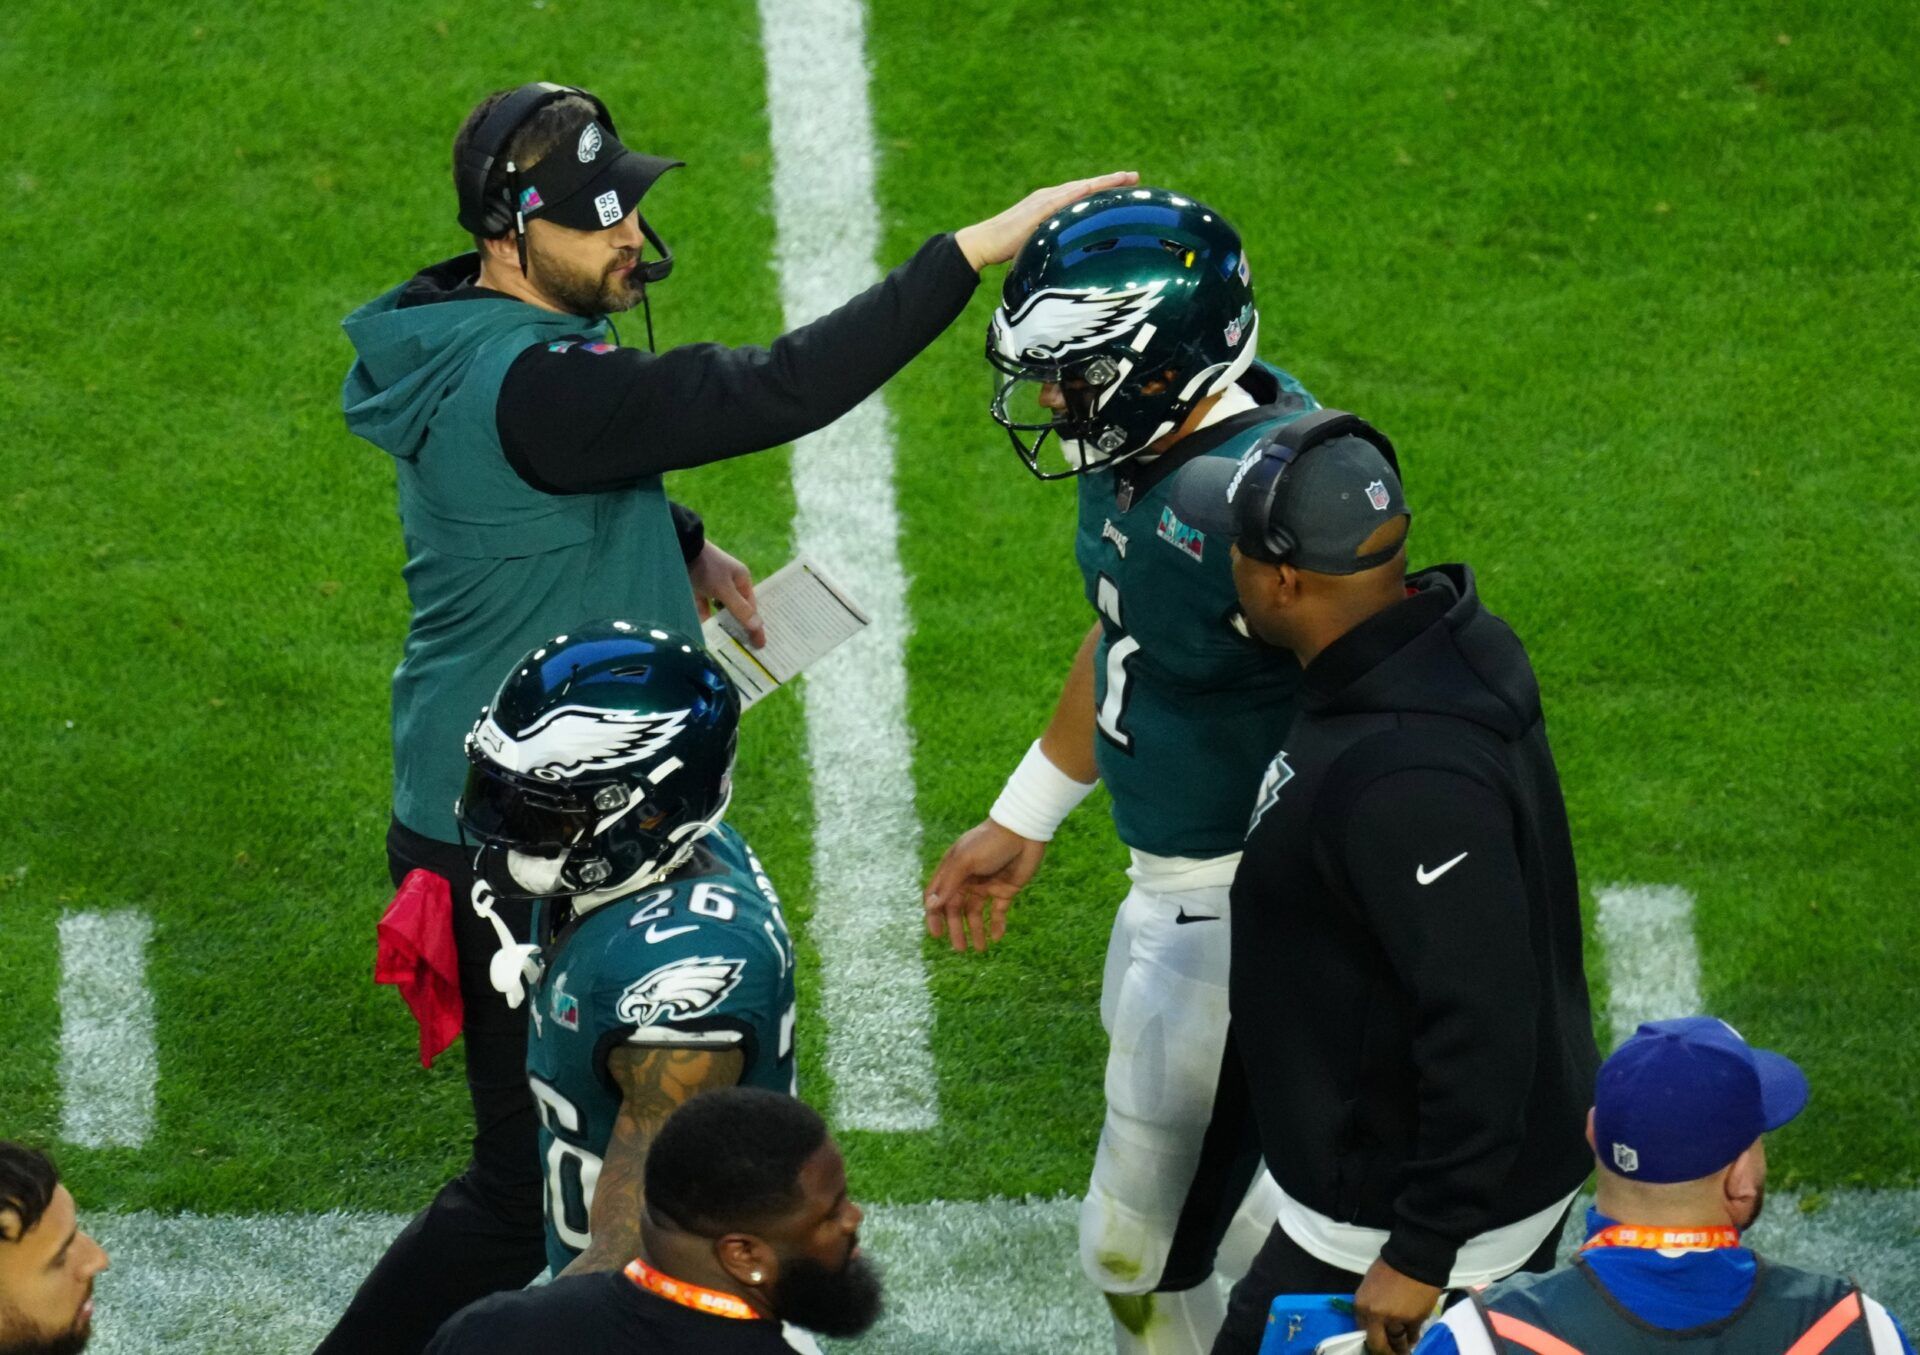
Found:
[1366,480,1391,511]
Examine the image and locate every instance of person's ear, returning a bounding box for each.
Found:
[479,232,521,272]
[1723,1138,1765,1225]
[1584,1107,1597,1154]
[715,1233,777,1291]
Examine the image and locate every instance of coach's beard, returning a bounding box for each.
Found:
[528,242,644,317]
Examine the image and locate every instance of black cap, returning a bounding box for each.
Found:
[1170,433,1410,574]
[512,120,681,232]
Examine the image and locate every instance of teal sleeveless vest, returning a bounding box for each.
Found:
[1474,1256,1878,1354]
[344,281,697,841]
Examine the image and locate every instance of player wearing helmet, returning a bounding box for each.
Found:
[926,187,1325,1355]
[456,622,799,1282]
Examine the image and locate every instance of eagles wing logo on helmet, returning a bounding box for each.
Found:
[477,704,691,783]
[994,284,1164,364]
[616,955,745,1027]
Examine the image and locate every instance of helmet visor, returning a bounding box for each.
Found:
[457,762,595,851]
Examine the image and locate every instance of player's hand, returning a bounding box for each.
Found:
[954,171,1141,271]
[688,541,765,648]
[923,818,1047,952]
[1354,1257,1442,1355]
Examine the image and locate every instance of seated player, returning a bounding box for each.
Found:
[455,620,798,1278]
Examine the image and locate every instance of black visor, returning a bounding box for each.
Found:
[514,121,682,232]
[457,761,595,851]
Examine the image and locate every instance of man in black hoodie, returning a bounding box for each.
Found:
[1167,412,1599,1355]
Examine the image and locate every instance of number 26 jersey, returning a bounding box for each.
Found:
[525,822,797,1273]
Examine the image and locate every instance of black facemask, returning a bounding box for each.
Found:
[771,1252,883,1338]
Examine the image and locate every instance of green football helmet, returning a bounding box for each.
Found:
[457,620,740,901]
[988,186,1258,478]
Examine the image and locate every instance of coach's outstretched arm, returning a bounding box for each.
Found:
[496,172,1140,496]
[924,622,1102,952]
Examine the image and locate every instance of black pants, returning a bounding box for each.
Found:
[1209,1205,1569,1355]
[313,821,546,1355]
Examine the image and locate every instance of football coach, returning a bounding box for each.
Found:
[328,79,1134,1354]
[1167,412,1601,1355]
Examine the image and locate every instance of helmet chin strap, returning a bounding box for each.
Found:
[470,878,544,1008]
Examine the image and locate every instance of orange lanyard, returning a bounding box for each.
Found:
[625,1258,761,1320]
[1582,1224,1742,1252]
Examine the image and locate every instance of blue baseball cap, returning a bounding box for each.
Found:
[1594,1017,1810,1184]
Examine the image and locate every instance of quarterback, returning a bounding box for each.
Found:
[925,187,1323,1355]
[455,622,797,1279]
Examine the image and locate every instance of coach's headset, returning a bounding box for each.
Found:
[1224,409,1403,565]
[453,81,676,287]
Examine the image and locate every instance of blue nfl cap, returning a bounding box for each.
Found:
[1594,1017,1810,1184]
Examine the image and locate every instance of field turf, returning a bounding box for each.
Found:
[1,0,1914,1318]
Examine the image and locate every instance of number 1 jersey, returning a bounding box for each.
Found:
[525,822,798,1273]
[1074,362,1319,858]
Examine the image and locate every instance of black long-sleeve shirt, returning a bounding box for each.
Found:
[495,232,979,492]
[1230,565,1599,1287]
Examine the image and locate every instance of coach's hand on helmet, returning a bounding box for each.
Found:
[923,819,1047,952]
[953,171,1140,271]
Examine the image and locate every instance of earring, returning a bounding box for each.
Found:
[749,1271,764,1284]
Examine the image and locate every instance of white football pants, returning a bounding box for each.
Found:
[1079,852,1279,1355]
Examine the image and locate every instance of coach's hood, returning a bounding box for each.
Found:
[1300,563,1542,741]
[340,253,591,461]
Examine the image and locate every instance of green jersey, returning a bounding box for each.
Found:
[525,823,797,1274]
[1074,362,1319,857]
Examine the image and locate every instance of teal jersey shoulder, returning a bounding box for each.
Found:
[1074,361,1318,857]
[525,822,797,1272]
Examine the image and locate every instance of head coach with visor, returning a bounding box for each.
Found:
[1166,414,1600,1355]
[329,80,1134,1354]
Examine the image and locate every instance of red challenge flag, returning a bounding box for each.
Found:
[375,869,465,1068]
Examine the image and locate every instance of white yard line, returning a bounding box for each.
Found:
[58,910,156,1148]
[85,1190,1920,1353]
[87,1198,1105,1355]
[757,0,938,1131]
[1593,882,1704,1047]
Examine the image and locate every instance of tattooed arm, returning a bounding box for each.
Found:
[559,1043,746,1277]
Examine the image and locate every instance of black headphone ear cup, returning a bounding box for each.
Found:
[1235,448,1293,563]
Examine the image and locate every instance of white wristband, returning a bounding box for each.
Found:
[989,740,1097,842]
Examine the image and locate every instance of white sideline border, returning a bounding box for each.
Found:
[82,1191,1920,1354]
[58,910,156,1149]
[757,0,938,1131]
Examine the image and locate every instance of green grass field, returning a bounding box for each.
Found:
[2,0,1916,1334]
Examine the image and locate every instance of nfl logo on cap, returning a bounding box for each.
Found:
[1366,480,1390,511]
[1612,1142,1640,1173]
